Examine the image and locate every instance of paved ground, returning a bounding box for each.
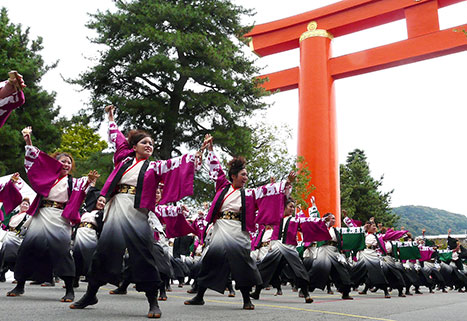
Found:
[1,272,466,321]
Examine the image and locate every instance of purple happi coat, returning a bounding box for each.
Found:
[270,216,300,246]
[191,216,207,241]
[271,216,331,245]
[0,81,25,129]
[205,151,290,233]
[100,122,197,211]
[23,145,89,225]
[382,228,408,241]
[299,217,332,242]
[0,180,22,220]
[343,216,362,227]
[418,245,435,262]
[154,205,195,238]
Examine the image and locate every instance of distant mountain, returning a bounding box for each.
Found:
[392,205,467,236]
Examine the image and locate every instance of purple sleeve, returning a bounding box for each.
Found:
[24,145,61,197]
[0,180,22,220]
[108,121,133,165]
[0,83,25,128]
[156,205,195,238]
[253,181,288,227]
[207,151,230,191]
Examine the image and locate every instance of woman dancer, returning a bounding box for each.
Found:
[70,106,203,318]
[0,196,30,282]
[72,189,105,287]
[7,127,98,302]
[184,135,295,310]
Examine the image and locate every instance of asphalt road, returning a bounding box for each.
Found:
[0,272,466,321]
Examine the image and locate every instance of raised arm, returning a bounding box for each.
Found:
[105,105,132,164]
[21,126,33,146]
[0,71,26,99]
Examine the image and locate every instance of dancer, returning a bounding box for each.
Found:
[70,105,203,319]
[0,196,30,282]
[72,188,105,287]
[250,198,313,303]
[184,135,296,310]
[307,213,353,299]
[0,71,26,128]
[6,127,98,302]
[352,220,390,298]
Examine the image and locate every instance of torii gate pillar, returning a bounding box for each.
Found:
[245,0,467,226]
[298,22,339,219]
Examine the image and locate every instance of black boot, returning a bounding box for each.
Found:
[398,288,406,297]
[109,279,130,295]
[61,277,75,302]
[226,281,235,297]
[301,287,313,303]
[73,277,80,288]
[69,283,99,309]
[241,287,254,310]
[158,284,167,301]
[249,285,261,300]
[184,286,206,305]
[383,287,391,298]
[187,280,198,294]
[0,269,6,282]
[6,280,25,297]
[146,290,161,318]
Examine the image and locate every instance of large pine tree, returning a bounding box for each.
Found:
[73,0,268,159]
[340,149,398,226]
[0,8,61,176]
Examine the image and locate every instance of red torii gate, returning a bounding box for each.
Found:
[244,0,467,225]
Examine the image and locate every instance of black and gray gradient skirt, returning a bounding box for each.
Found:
[14,207,75,282]
[88,193,161,292]
[197,219,262,293]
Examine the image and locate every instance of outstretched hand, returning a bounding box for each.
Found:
[105,105,115,122]
[10,172,20,183]
[200,134,213,152]
[21,126,32,145]
[87,170,100,186]
[286,171,296,186]
[8,71,26,91]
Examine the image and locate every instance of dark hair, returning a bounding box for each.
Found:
[323,212,334,221]
[51,152,75,173]
[227,156,246,182]
[127,129,152,148]
[22,197,30,205]
[285,197,295,206]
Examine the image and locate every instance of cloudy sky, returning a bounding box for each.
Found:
[4,0,467,214]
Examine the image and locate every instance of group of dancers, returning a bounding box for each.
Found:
[1,72,467,319]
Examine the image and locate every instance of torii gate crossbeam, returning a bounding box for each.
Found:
[244,0,467,225]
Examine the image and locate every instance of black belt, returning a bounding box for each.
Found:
[40,200,65,209]
[78,222,96,230]
[117,184,137,195]
[220,211,240,221]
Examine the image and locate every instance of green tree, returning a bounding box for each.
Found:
[57,122,108,161]
[340,149,398,226]
[73,0,268,160]
[73,151,114,188]
[0,8,61,176]
[191,122,312,207]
